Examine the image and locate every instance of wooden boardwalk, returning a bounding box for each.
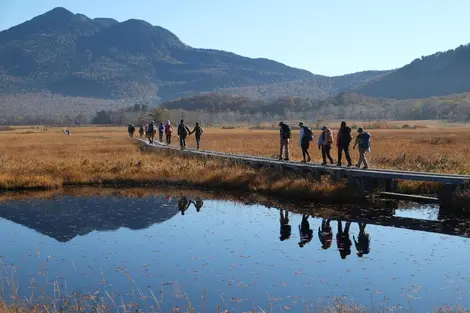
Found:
[138,139,470,208]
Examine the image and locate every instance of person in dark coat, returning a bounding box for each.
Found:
[177,120,191,150]
[336,121,353,167]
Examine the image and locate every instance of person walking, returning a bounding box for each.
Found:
[336,220,352,260]
[177,120,191,150]
[190,122,204,150]
[336,121,353,167]
[164,121,173,144]
[318,126,334,166]
[139,126,144,138]
[298,122,313,163]
[278,122,291,161]
[353,127,371,169]
[158,123,164,143]
[128,124,135,138]
[146,121,156,144]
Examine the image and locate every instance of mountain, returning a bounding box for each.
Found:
[0,195,180,242]
[0,7,386,102]
[357,44,470,99]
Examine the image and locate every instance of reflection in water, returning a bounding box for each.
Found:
[336,221,352,259]
[279,209,291,241]
[178,196,205,215]
[0,194,470,312]
[318,218,333,250]
[354,222,370,257]
[298,214,313,248]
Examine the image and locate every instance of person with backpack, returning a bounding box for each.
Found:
[336,121,353,167]
[164,121,173,144]
[190,122,204,150]
[318,126,334,166]
[353,127,371,169]
[139,125,144,138]
[298,121,313,163]
[146,121,156,144]
[177,120,191,150]
[158,122,165,143]
[278,121,291,161]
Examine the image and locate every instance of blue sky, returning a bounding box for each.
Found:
[1,0,469,76]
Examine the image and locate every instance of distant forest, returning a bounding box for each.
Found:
[2,92,470,126]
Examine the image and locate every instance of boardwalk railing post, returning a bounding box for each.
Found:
[439,184,458,216]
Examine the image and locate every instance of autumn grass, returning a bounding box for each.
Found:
[0,125,468,199]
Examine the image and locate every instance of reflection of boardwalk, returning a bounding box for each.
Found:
[286,206,470,238]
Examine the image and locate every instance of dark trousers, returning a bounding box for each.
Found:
[196,136,201,149]
[180,136,187,149]
[159,132,163,142]
[166,134,171,144]
[321,144,334,164]
[337,145,352,166]
[301,138,310,161]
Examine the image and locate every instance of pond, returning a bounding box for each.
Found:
[0,193,469,312]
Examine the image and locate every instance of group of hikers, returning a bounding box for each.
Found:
[128,120,204,150]
[279,120,371,169]
[280,210,370,259]
[128,119,370,168]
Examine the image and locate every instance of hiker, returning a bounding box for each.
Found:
[194,197,204,212]
[146,121,156,144]
[139,126,144,138]
[354,222,370,257]
[279,209,292,241]
[158,122,165,143]
[298,214,313,247]
[278,122,291,161]
[353,127,371,169]
[128,124,135,138]
[190,122,204,150]
[336,221,352,259]
[298,122,313,163]
[336,121,353,167]
[164,120,173,144]
[318,219,333,250]
[318,126,334,166]
[178,196,191,215]
[177,120,191,150]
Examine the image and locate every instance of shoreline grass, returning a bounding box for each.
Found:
[0,126,469,206]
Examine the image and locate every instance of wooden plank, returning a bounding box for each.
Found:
[137,140,470,185]
[375,192,439,204]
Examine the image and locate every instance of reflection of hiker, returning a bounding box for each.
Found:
[158,123,165,143]
[354,222,370,257]
[278,122,291,161]
[298,214,313,247]
[128,124,135,138]
[298,122,313,163]
[318,126,334,166]
[353,128,371,170]
[139,126,144,138]
[178,120,191,150]
[318,219,333,250]
[336,121,353,167]
[178,196,191,215]
[194,197,204,212]
[336,221,352,259]
[165,121,173,144]
[190,122,204,150]
[279,210,292,241]
[146,121,156,144]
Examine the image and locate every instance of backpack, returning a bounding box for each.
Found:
[326,130,334,144]
[303,126,313,141]
[165,124,172,134]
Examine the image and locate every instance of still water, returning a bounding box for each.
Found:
[0,194,469,312]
